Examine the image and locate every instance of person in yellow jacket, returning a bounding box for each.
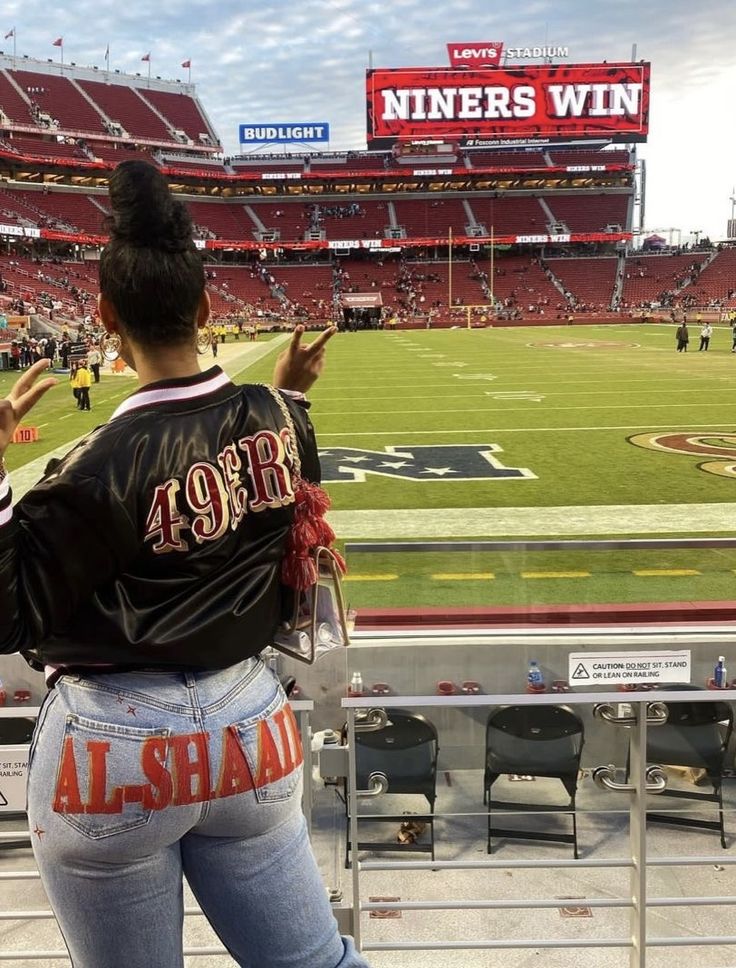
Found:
[75,361,92,411]
[70,362,81,409]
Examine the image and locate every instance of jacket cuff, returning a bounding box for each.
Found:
[278,388,310,409]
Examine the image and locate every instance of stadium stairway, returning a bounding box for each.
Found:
[69,78,111,129]
[0,69,33,123]
[685,247,736,307]
[134,88,177,137]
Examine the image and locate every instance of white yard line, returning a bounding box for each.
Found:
[317,422,736,438]
[328,504,736,540]
[315,402,733,417]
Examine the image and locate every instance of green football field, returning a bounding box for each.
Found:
[4,323,736,610]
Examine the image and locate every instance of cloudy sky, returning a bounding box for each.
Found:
[2,0,734,241]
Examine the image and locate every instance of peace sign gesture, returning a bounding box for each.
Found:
[0,359,57,459]
[272,324,337,394]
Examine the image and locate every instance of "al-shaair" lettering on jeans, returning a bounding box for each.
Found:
[52,706,302,815]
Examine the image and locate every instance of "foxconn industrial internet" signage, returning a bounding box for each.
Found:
[366,62,650,148]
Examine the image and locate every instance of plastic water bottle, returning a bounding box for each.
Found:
[714,656,727,688]
[527,661,545,690]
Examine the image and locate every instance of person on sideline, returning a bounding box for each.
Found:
[69,361,81,408]
[0,161,367,968]
[87,345,102,382]
[699,322,712,351]
[75,360,92,410]
[676,321,689,352]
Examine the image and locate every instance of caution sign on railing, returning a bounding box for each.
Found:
[568,650,691,686]
[12,426,39,444]
[0,745,29,812]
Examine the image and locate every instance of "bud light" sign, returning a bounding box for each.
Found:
[239,123,330,144]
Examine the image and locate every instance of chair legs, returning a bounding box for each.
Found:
[645,773,728,849]
[486,779,579,857]
[716,779,727,849]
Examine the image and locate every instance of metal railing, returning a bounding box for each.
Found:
[343,688,736,967]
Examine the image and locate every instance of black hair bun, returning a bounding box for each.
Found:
[107,160,193,253]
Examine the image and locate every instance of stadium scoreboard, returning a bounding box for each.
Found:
[366,62,650,148]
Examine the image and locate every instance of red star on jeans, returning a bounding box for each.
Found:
[126,705,137,716]
[116,694,124,704]
[33,825,45,839]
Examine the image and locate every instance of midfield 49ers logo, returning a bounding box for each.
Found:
[319,444,535,483]
[628,432,736,479]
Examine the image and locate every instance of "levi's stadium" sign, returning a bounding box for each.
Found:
[366,62,650,147]
[447,42,504,67]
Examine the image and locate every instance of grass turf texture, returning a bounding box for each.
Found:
[4,324,736,610]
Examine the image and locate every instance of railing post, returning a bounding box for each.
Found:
[298,709,312,839]
[347,707,361,950]
[630,702,648,968]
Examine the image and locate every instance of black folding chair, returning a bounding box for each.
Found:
[645,688,733,848]
[484,705,584,858]
[344,710,439,867]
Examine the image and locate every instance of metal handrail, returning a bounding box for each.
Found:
[593,701,668,726]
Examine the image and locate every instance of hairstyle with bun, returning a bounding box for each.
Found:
[99,161,205,346]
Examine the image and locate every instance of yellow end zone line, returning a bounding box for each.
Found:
[521,571,592,579]
[343,574,399,582]
[633,569,701,577]
[432,573,496,581]
[344,570,707,582]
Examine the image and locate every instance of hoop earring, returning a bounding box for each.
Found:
[196,326,213,355]
[101,333,121,362]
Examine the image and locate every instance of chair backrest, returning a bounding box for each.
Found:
[354,710,438,789]
[485,705,584,777]
[647,698,733,771]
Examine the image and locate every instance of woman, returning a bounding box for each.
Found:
[0,161,367,968]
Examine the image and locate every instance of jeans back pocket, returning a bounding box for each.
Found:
[55,715,171,840]
[233,697,303,803]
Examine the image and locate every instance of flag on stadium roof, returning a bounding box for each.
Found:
[4,28,14,40]
[52,37,63,47]
[141,52,150,62]
[181,59,191,68]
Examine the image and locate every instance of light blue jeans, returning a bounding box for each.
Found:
[27,658,370,968]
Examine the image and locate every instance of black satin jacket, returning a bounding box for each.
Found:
[0,367,319,671]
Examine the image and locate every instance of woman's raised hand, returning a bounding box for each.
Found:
[272,325,337,394]
[0,359,57,457]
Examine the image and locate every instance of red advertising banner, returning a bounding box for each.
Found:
[447,42,504,68]
[366,62,650,147]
